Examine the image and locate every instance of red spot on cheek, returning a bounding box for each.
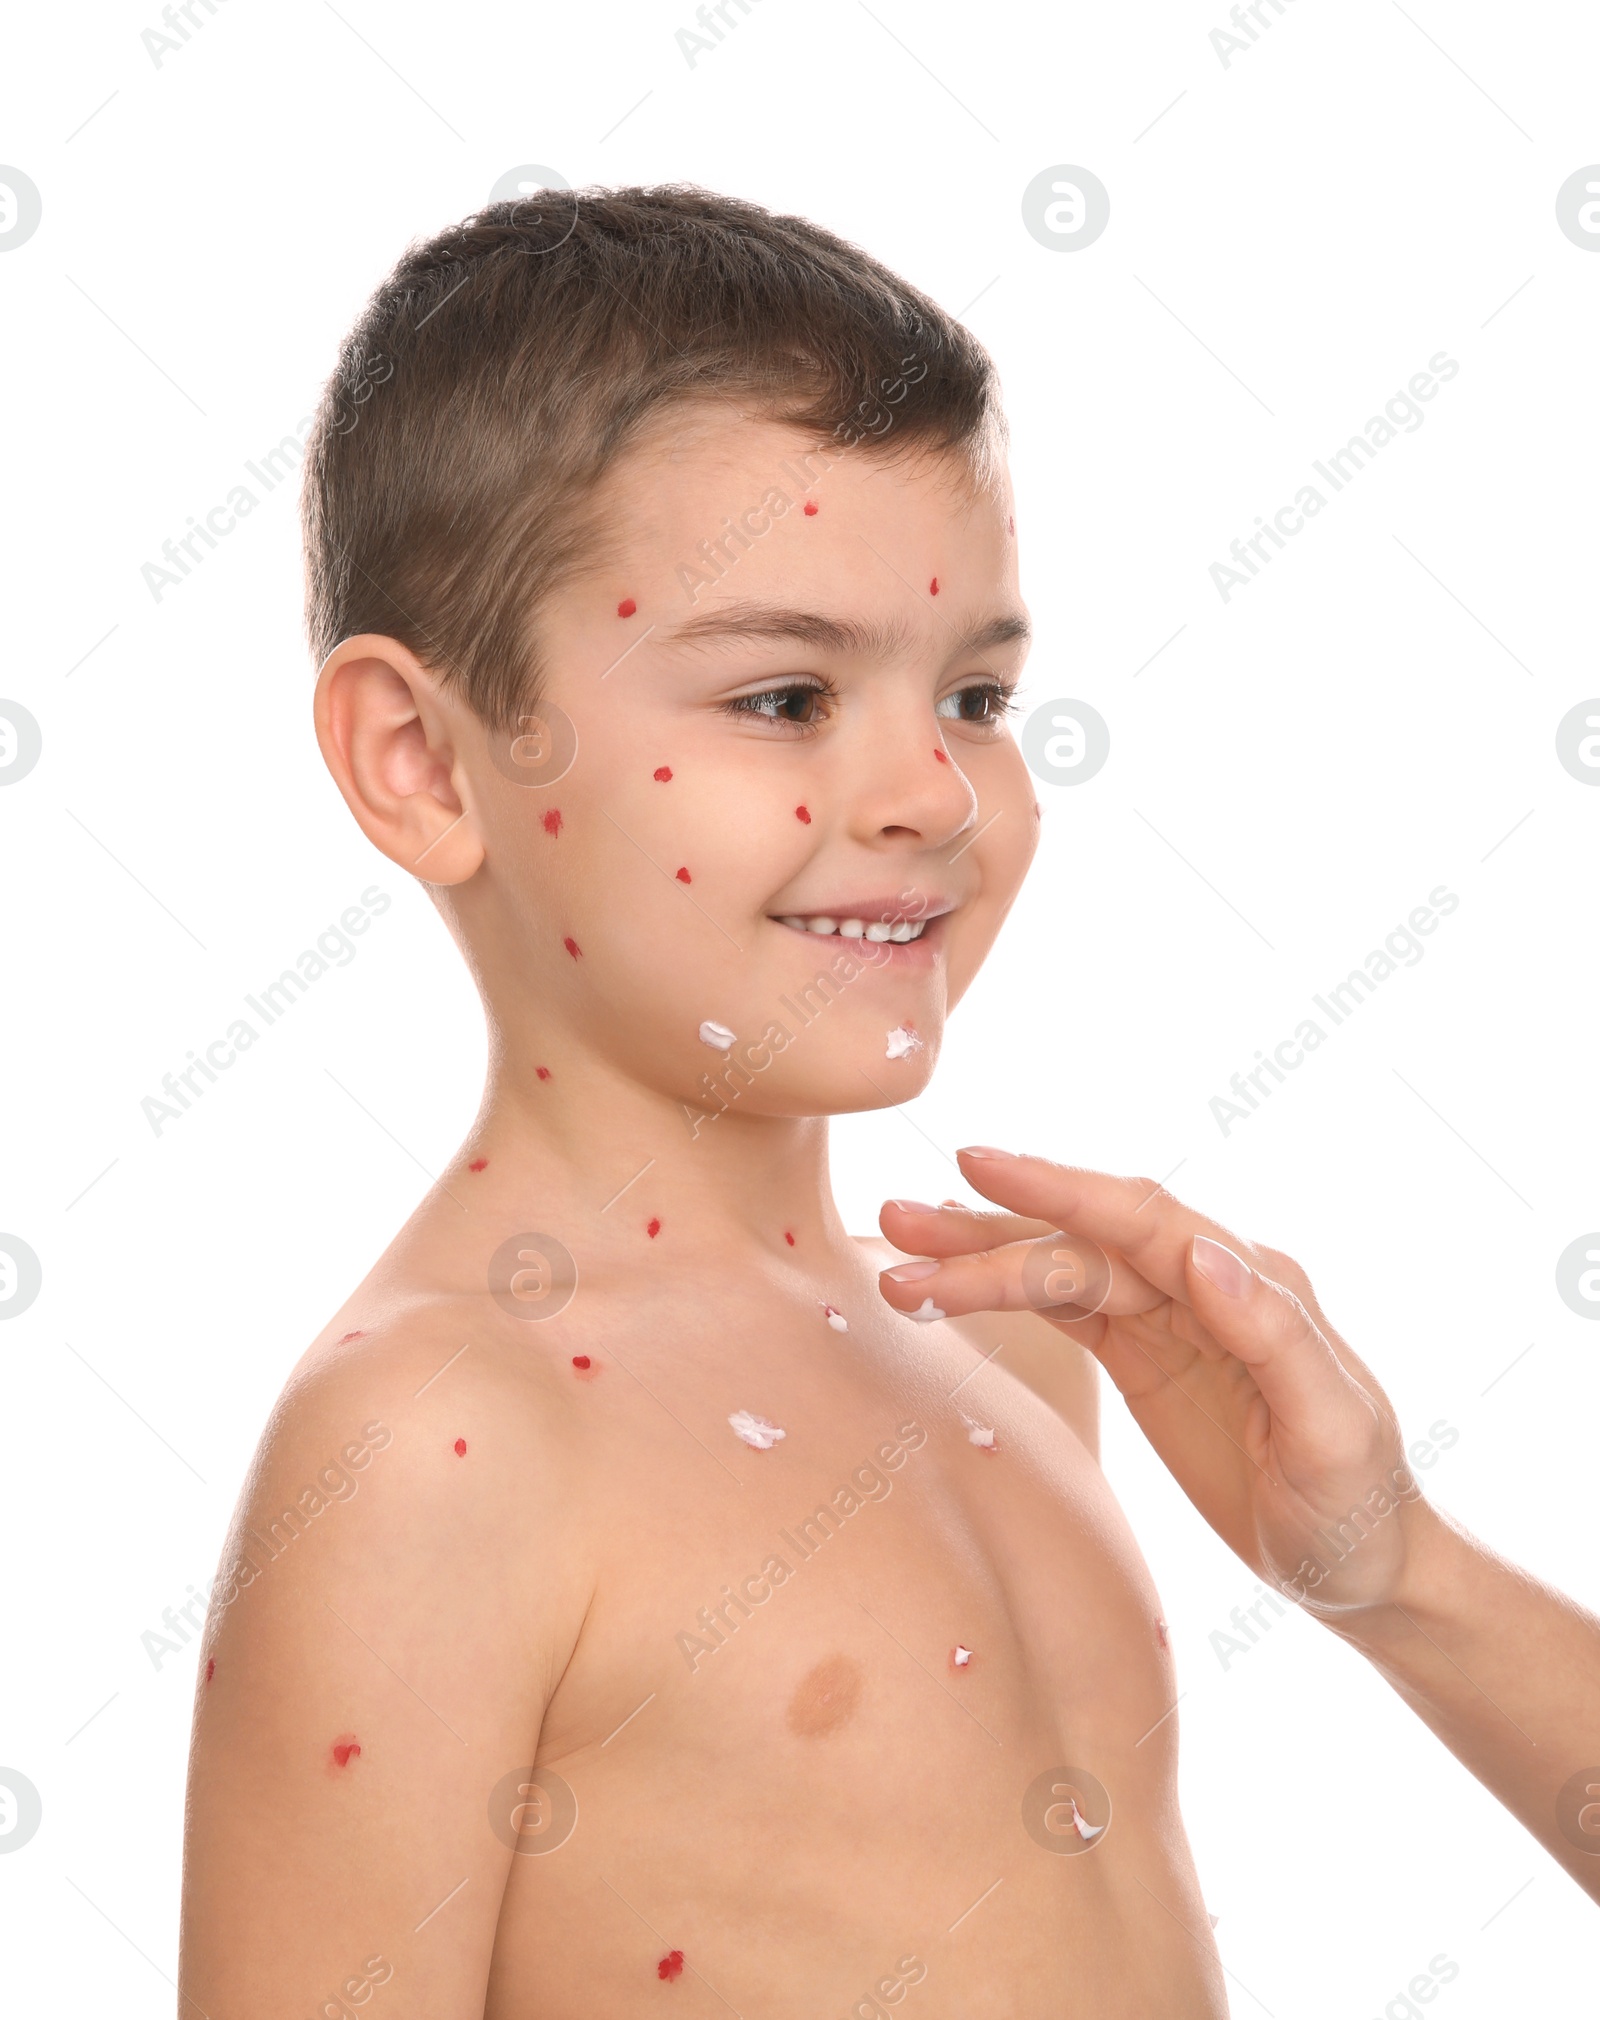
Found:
[337,1330,365,1344]
[468,1157,488,1172]
[535,1065,552,1081]
[803,500,818,516]
[331,1737,362,1769]
[653,765,673,782]
[646,1217,661,1238]
[933,749,949,764]
[617,597,637,618]
[205,1657,215,1684]
[675,866,691,884]
[658,1951,685,1982]
[794,805,811,824]
[454,1437,467,1456]
[542,808,563,837]
[564,936,581,959]
[929,576,939,595]
[571,1354,599,1381]
[784,1230,795,1246]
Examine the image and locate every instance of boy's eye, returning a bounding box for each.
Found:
[722,681,831,727]
[937,680,1021,728]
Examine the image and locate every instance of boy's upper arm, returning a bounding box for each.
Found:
[180,1331,589,2020]
[854,1234,1101,1461]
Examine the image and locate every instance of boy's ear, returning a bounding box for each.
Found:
[314,634,484,886]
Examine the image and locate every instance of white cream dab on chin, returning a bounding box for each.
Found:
[729,1409,785,1450]
[699,1020,736,1051]
[963,1418,998,1452]
[951,1644,973,1667]
[821,1302,849,1333]
[885,1025,923,1060]
[1070,1799,1104,1842]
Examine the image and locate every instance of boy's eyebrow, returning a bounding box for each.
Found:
[659,602,1032,661]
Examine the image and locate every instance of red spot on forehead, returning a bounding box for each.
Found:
[337,1330,364,1344]
[541,808,562,836]
[563,936,581,958]
[205,1657,215,1684]
[331,1738,362,1768]
[784,1229,795,1246]
[929,576,939,595]
[572,1354,592,1370]
[653,765,673,782]
[647,1217,661,1238]
[794,805,811,824]
[658,1951,685,1981]
[468,1156,488,1172]
[535,1065,552,1081]
[617,597,637,618]
[675,866,691,883]
[933,749,949,763]
[454,1437,467,1456]
[803,500,818,516]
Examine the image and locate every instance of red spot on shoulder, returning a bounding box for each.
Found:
[675,866,691,884]
[563,936,581,959]
[205,1657,215,1684]
[784,1229,795,1246]
[794,805,811,824]
[653,765,673,782]
[331,1736,362,1769]
[803,500,818,516]
[929,576,939,595]
[646,1217,661,1238]
[542,808,563,837]
[617,597,638,618]
[658,1950,685,1981]
[933,748,948,763]
[454,1437,467,1456]
[468,1156,488,1172]
[337,1330,365,1344]
[535,1065,552,1081]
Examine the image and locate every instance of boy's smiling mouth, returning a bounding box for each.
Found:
[766,897,955,952]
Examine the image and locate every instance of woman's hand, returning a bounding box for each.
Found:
[877,1148,1431,1617]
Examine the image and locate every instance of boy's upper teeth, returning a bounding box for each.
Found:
[776,915,926,941]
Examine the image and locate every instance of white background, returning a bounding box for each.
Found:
[2,0,1597,2011]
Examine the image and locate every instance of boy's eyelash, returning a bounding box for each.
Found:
[720,676,1021,732]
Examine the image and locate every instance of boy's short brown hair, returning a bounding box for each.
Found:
[300,183,1008,730]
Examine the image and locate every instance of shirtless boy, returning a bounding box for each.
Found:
[178,185,1599,2020]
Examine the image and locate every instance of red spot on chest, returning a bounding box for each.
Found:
[794,805,811,824]
[563,936,581,959]
[803,500,818,516]
[929,576,939,595]
[646,1217,661,1238]
[337,1330,365,1344]
[675,866,691,883]
[535,1065,552,1081]
[542,808,563,837]
[658,1951,684,1981]
[653,765,673,782]
[331,1737,362,1769]
[617,597,637,618]
[454,1437,467,1456]
[468,1156,488,1172]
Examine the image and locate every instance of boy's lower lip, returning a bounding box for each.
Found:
[768,912,946,966]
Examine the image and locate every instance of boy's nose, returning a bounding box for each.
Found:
[847,717,978,852]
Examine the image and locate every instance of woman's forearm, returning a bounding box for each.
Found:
[1327,1499,1600,1899]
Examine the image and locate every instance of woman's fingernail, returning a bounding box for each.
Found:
[884,1259,941,1283]
[1191,1235,1252,1297]
[888,1199,940,1214]
[957,1145,1011,1160]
